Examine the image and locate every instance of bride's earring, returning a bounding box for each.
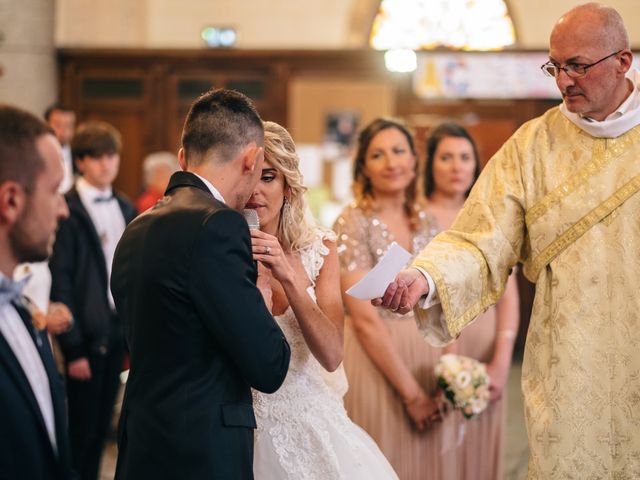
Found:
[282,197,292,228]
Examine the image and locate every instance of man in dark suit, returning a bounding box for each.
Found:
[49,122,137,480]
[111,88,290,479]
[0,104,73,479]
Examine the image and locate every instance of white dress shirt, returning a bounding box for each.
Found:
[14,263,51,313]
[0,296,57,454]
[76,177,126,310]
[192,172,226,204]
[59,145,75,194]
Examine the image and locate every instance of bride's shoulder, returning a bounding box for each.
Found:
[317,226,336,245]
[298,227,336,282]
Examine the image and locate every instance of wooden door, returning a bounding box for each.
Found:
[70,70,162,200]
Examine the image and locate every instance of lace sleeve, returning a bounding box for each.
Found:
[332,204,374,274]
[300,227,336,285]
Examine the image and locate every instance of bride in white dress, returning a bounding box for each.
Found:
[247,121,398,480]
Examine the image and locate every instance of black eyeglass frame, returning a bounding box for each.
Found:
[540,50,623,78]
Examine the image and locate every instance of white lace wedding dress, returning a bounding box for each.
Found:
[252,231,398,480]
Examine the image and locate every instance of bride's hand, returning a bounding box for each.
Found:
[251,230,294,284]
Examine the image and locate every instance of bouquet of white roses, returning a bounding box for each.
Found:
[434,353,490,419]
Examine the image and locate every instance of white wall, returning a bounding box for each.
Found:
[509,0,640,48]
[0,0,56,115]
[54,0,640,50]
[56,0,354,49]
[55,0,146,47]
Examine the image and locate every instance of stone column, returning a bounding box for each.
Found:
[0,0,56,116]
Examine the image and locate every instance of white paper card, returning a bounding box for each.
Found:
[346,242,412,300]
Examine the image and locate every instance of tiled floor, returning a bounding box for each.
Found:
[100,362,530,479]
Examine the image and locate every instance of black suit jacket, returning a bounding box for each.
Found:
[0,303,73,479]
[50,187,136,361]
[111,172,290,480]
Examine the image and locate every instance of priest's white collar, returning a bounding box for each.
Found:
[560,69,640,138]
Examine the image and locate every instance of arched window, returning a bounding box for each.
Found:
[370,0,516,51]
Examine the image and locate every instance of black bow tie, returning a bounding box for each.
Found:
[94,194,115,203]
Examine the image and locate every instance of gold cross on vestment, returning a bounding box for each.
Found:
[597,431,631,459]
[536,429,560,457]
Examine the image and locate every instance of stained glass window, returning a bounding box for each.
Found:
[370,0,516,51]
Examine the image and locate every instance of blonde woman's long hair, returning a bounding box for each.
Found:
[263,121,317,252]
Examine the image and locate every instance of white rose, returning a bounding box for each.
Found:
[471,398,487,415]
[455,371,471,390]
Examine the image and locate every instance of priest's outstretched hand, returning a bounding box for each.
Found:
[371,268,429,315]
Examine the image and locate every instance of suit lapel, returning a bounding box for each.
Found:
[0,311,52,450]
[66,189,109,283]
[13,302,67,459]
[115,192,137,224]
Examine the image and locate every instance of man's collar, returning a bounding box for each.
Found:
[580,70,639,123]
[560,68,640,138]
[191,172,226,204]
[611,75,638,117]
[76,176,113,201]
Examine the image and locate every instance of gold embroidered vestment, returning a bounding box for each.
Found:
[414,107,640,478]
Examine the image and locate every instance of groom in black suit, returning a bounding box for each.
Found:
[0,104,73,479]
[111,89,291,479]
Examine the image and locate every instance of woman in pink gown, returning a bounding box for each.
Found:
[424,122,520,480]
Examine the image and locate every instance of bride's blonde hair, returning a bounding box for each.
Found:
[263,121,316,252]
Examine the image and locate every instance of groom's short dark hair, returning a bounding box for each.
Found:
[0,104,52,193]
[181,88,263,167]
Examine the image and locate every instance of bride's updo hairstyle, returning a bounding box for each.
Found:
[263,121,317,252]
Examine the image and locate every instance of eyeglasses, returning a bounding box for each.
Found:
[540,50,622,78]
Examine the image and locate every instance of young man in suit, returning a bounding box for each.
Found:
[111,88,291,479]
[0,104,73,479]
[50,122,137,480]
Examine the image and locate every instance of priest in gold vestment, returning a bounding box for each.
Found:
[375,4,640,478]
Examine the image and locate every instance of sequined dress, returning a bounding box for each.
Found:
[252,229,398,480]
[334,203,460,480]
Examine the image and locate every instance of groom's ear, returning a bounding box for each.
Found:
[178,148,187,171]
[240,143,264,175]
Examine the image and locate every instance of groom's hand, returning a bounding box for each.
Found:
[371,268,429,315]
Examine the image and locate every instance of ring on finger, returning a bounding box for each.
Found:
[265,246,271,255]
